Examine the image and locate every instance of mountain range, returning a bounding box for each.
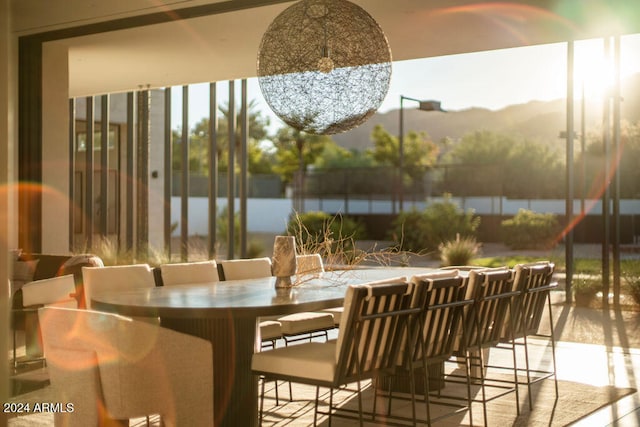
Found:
[332,73,640,152]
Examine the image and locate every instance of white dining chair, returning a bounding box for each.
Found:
[295,253,324,277]
[13,274,78,369]
[278,254,335,344]
[39,306,213,426]
[219,257,291,347]
[160,260,219,286]
[22,274,78,309]
[295,254,343,328]
[82,264,156,310]
[219,257,291,402]
[219,257,272,281]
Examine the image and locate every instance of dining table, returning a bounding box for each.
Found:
[91,266,435,427]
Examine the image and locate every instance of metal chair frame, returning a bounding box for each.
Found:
[497,262,559,410]
[253,281,417,427]
[441,269,522,426]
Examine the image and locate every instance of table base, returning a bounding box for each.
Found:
[378,363,444,394]
[161,316,258,427]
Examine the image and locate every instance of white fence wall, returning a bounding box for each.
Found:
[171,197,293,236]
[171,197,640,235]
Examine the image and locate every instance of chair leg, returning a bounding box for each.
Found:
[371,376,379,420]
[328,387,334,427]
[356,379,364,427]
[522,332,534,409]
[422,361,432,426]
[463,351,474,427]
[475,348,489,426]
[313,386,320,426]
[547,293,559,399]
[12,327,17,371]
[408,361,417,425]
[259,377,266,425]
[508,305,520,416]
[386,376,393,416]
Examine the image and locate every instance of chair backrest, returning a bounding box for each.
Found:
[295,254,324,275]
[22,274,77,308]
[334,278,414,385]
[82,264,155,309]
[462,268,517,349]
[511,261,556,337]
[160,260,219,286]
[406,270,471,366]
[38,307,213,426]
[219,257,272,281]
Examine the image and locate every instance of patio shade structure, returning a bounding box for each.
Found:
[398,95,444,212]
[8,0,640,322]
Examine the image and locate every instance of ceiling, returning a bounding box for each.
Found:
[35,0,640,97]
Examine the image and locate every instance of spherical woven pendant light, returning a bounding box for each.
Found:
[257,0,392,135]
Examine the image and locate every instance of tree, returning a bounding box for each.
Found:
[504,139,564,198]
[367,124,439,180]
[441,130,564,198]
[171,99,272,175]
[444,130,513,165]
[579,120,640,199]
[270,127,333,184]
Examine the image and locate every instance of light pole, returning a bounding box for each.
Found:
[398,95,444,211]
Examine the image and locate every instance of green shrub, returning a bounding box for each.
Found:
[216,206,240,256]
[387,208,431,253]
[388,194,480,253]
[215,206,264,258]
[623,269,640,306]
[572,274,601,307]
[501,209,560,250]
[439,234,481,267]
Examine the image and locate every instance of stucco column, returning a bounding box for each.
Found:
[1,0,15,419]
[41,41,70,253]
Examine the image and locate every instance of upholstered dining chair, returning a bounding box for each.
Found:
[22,274,78,309]
[252,277,416,427]
[12,274,78,369]
[81,264,156,310]
[219,257,292,403]
[219,257,272,281]
[219,257,284,342]
[295,253,324,277]
[296,254,343,329]
[278,254,335,343]
[38,306,213,426]
[160,260,219,286]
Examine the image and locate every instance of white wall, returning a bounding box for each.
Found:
[41,42,71,253]
[172,196,640,237]
[171,197,293,236]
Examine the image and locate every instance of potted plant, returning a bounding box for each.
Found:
[572,275,601,307]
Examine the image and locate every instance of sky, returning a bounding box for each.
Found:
[172,34,640,134]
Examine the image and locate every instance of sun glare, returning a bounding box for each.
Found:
[573,35,640,104]
[574,39,615,102]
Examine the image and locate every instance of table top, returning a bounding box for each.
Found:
[90,267,435,319]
